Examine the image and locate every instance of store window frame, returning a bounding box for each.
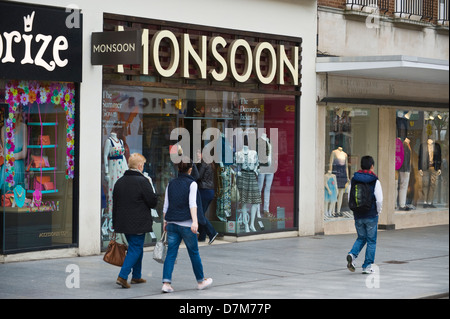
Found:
[1,81,80,254]
[394,107,449,213]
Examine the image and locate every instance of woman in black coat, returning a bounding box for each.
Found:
[113,153,158,288]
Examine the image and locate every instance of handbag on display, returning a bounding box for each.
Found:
[39,135,51,145]
[1,191,14,207]
[103,232,128,267]
[34,176,51,191]
[26,155,50,171]
[153,231,168,264]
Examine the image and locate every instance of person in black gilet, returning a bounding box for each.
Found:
[161,157,213,293]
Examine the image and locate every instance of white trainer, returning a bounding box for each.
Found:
[197,278,213,290]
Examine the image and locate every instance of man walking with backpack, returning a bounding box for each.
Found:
[346,156,383,274]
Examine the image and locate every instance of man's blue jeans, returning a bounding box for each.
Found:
[118,233,145,280]
[349,216,378,269]
[163,223,205,283]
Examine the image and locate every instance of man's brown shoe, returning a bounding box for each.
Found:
[116,276,130,288]
[131,278,147,284]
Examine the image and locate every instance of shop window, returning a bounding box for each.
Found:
[101,85,297,249]
[395,110,449,211]
[1,80,76,253]
[324,106,379,220]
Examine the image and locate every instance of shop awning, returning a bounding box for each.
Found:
[316,55,449,85]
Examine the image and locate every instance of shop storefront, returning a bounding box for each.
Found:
[98,15,301,249]
[317,56,449,234]
[2,0,317,260]
[0,2,81,254]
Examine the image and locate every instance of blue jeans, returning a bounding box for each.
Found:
[349,216,378,269]
[163,223,205,283]
[198,188,217,241]
[119,233,145,280]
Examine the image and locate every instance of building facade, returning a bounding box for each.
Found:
[1,0,448,262]
[1,0,318,261]
[316,0,449,234]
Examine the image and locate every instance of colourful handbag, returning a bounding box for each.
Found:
[34,176,51,191]
[39,135,51,145]
[26,155,49,171]
[1,191,14,207]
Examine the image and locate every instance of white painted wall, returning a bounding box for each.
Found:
[318,8,449,60]
[9,0,318,255]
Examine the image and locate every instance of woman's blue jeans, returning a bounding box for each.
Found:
[349,216,378,269]
[118,233,145,280]
[163,223,205,283]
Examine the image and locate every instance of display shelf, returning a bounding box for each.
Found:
[28,145,58,149]
[27,122,58,126]
[28,167,57,172]
[26,189,59,194]
[26,119,59,196]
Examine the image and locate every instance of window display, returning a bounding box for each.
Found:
[324,106,379,220]
[395,110,448,211]
[101,84,297,249]
[1,80,76,253]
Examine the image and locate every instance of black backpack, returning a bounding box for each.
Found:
[348,179,376,214]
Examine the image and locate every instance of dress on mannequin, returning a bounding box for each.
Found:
[324,171,338,217]
[257,134,274,218]
[104,132,129,218]
[236,145,261,232]
[418,139,442,208]
[329,147,349,217]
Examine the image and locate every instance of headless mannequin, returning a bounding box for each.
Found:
[324,170,338,217]
[329,147,349,217]
[419,138,442,207]
[103,132,128,240]
[257,133,274,218]
[398,137,411,210]
[236,145,260,232]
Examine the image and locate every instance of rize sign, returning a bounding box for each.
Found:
[0,2,82,82]
[92,29,300,86]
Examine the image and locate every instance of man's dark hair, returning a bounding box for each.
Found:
[361,156,375,170]
[178,156,193,173]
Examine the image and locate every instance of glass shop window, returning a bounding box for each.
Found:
[324,106,379,220]
[1,80,76,253]
[395,110,449,212]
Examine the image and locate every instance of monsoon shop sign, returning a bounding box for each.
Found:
[0,2,82,82]
[91,30,142,65]
[91,29,300,86]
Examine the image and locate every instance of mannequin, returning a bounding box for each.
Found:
[324,170,338,217]
[103,131,129,218]
[257,133,274,218]
[418,138,442,208]
[398,137,411,210]
[235,143,261,232]
[329,147,349,217]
